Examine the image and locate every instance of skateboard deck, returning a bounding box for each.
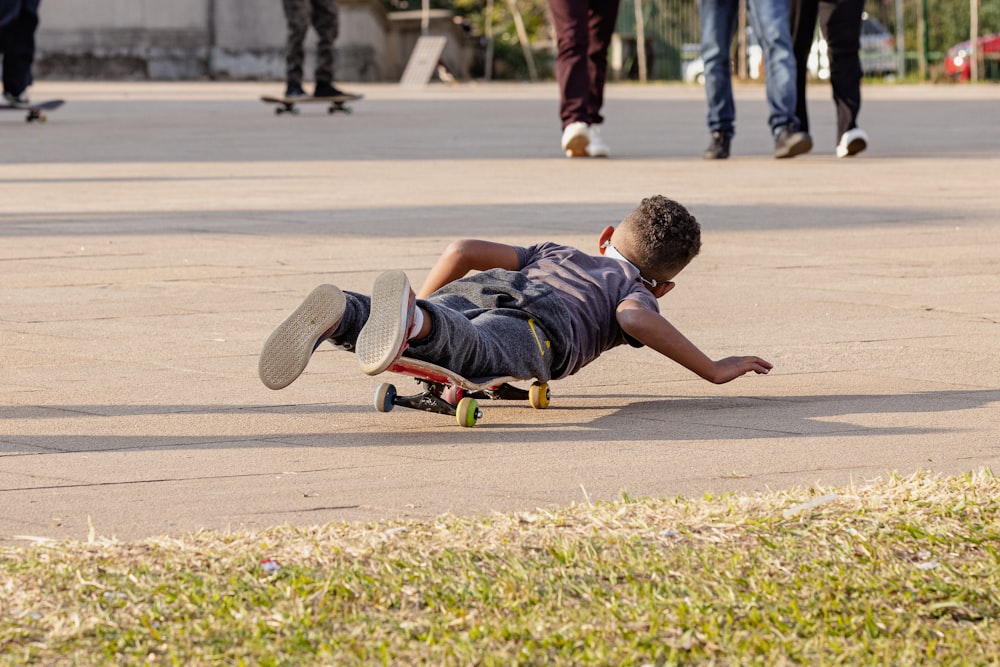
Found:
[260,94,362,116]
[373,357,550,427]
[0,99,64,123]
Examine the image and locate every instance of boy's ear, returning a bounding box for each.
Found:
[598,226,615,254]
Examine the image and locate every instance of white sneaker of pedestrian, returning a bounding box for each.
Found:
[836,127,869,158]
[586,125,610,157]
[561,121,590,158]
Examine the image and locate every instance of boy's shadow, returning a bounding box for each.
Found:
[2,388,996,455]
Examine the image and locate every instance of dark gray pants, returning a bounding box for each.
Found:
[790,0,863,138]
[331,271,573,384]
[0,6,38,96]
[282,0,339,85]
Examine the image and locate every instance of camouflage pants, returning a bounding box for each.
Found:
[282,0,339,84]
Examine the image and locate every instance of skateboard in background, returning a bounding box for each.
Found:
[260,94,362,116]
[0,99,64,123]
[373,357,551,427]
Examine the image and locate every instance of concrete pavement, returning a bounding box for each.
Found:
[2,81,999,544]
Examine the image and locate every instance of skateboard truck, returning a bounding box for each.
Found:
[374,378,549,427]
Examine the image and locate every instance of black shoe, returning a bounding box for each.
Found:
[313,82,351,98]
[284,81,307,98]
[773,123,813,159]
[703,132,731,160]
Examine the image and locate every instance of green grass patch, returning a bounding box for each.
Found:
[2,470,998,665]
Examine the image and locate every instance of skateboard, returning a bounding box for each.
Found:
[260,94,362,116]
[0,99,64,123]
[373,357,550,427]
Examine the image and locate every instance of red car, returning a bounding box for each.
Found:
[944,34,1000,80]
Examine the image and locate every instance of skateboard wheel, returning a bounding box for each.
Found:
[455,397,479,427]
[529,382,550,409]
[374,383,397,413]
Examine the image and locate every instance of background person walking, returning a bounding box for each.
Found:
[548,0,621,158]
[790,0,869,157]
[699,0,812,159]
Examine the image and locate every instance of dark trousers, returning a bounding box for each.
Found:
[0,8,38,96]
[282,0,338,85]
[548,0,621,129]
[331,270,572,384]
[790,0,863,138]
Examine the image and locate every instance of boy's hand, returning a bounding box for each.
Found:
[710,356,773,384]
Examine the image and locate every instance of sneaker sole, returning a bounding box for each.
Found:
[259,284,346,390]
[564,133,590,158]
[356,271,413,376]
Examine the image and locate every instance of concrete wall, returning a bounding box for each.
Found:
[34,0,394,81]
[386,10,478,81]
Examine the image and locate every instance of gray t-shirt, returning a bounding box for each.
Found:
[515,242,660,377]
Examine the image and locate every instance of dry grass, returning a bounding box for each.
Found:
[2,469,998,665]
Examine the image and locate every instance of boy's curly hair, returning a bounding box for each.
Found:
[620,195,701,278]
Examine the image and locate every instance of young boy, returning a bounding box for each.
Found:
[259,195,772,393]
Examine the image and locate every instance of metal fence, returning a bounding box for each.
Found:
[579,0,1000,82]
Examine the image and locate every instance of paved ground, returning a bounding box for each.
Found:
[2,80,998,545]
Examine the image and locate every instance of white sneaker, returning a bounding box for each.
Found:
[586,125,610,157]
[836,127,869,158]
[356,270,416,376]
[259,284,346,390]
[561,121,590,158]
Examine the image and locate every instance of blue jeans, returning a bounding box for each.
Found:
[700,0,799,136]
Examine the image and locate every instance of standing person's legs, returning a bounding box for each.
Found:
[584,0,621,125]
[747,0,799,133]
[282,0,310,92]
[549,0,593,156]
[549,0,592,129]
[699,0,738,138]
[310,0,338,87]
[1,9,39,99]
[789,0,819,134]
[820,0,863,138]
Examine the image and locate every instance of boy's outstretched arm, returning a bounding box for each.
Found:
[616,301,772,384]
[417,240,521,298]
